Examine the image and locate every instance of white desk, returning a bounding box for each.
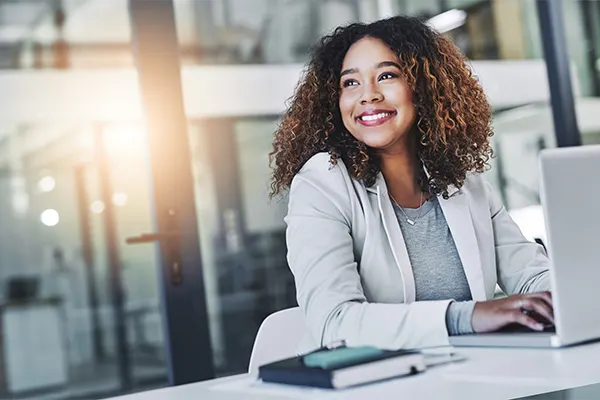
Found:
[107,342,600,400]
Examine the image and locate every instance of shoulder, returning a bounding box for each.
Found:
[288,152,356,218]
[461,173,501,211]
[292,152,353,191]
[298,152,348,175]
[461,173,488,193]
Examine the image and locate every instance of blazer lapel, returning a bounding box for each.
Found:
[370,174,417,303]
[438,190,487,301]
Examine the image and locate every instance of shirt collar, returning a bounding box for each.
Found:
[366,169,461,197]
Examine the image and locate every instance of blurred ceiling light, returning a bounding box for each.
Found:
[41,209,60,227]
[0,26,26,43]
[38,176,56,193]
[427,9,467,33]
[112,192,128,207]
[103,124,145,156]
[90,200,105,214]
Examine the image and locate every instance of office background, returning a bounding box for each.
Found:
[0,0,599,398]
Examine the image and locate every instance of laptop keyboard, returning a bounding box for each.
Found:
[497,323,556,334]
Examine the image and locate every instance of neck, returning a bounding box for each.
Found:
[379,134,422,198]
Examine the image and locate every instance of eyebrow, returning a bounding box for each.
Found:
[340,61,402,77]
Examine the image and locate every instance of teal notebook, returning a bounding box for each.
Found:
[303,346,385,369]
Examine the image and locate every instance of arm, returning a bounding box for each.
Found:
[285,171,452,350]
[446,301,476,335]
[486,181,551,294]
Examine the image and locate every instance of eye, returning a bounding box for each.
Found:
[379,72,397,81]
[342,79,358,88]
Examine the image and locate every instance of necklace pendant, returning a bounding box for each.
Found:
[407,218,415,225]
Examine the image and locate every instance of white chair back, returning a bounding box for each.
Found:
[248,307,306,374]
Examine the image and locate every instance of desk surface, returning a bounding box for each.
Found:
[107,342,600,400]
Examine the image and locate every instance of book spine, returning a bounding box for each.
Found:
[259,369,333,389]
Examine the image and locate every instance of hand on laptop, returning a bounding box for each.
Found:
[472,291,554,333]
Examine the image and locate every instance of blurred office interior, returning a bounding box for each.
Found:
[0,0,599,398]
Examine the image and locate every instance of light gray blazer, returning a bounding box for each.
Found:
[285,152,550,352]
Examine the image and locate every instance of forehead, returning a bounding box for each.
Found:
[341,37,399,69]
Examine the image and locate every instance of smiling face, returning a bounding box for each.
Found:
[338,37,417,154]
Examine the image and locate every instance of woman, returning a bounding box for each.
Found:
[270,16,552,351]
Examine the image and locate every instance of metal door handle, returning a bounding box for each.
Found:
[125,231,183,285]
[125,232,179,245]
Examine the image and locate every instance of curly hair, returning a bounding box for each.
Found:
[269,16,493,199]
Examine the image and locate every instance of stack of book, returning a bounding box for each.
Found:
[259,345,426,389]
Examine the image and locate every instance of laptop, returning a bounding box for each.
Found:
[450,144,600,348]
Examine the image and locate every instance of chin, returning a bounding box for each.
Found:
[359,130,401,150]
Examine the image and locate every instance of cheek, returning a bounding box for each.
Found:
[338,94,351,116]
[401,87,415,109]
[387,84,413,106]
[338,96,355,126]
[393,88,416,121]
[401,104,417,128]
[338,97,360,138]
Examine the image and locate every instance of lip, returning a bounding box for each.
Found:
[356,109,397,127]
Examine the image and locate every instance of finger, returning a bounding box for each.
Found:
[521,298,554,324]
[531,291,553,305]
[525,292,553,310]
[521,297,554,323]
[509,311,544,331]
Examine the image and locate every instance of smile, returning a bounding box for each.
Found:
[356,111,396,126]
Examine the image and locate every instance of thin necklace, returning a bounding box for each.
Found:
[390,191,424,226]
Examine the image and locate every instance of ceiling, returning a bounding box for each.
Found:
[0,0,320,69]
[0,0,203,44]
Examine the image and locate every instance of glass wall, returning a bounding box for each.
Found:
[1,1,173,397]
[0,122,169,399]
[485,0,600,244]
[186,118,292,375]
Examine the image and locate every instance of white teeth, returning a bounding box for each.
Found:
[360,112,392,121]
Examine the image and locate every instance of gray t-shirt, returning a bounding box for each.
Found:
[392,195,475,335]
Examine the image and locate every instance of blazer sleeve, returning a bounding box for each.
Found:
[485,181,551,294]
[285,169,452,350]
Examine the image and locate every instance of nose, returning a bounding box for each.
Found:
[360,83,383,104]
